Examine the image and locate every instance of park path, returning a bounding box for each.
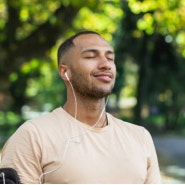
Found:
[153,135,185,184]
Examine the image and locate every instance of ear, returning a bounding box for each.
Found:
[58,64,69,81]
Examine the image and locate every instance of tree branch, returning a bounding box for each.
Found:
[2,4,79,75]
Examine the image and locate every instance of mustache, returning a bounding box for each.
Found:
[91,70,114,77]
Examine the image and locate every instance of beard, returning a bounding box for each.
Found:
[70,68,114,99]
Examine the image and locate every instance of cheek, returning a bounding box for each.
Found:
[78,61,96,76]
[112,64,117,77]
[77,58,96,70]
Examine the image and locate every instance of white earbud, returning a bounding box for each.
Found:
[65,72,69,81]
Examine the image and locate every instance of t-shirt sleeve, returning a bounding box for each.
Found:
[0,121,43,183]
[143,129,162,184]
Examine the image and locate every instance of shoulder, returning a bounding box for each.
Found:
[27,107,63,125]
[1,107,67,156]
[20,107,64,130]
[107,113,152,141]
[8,107,66,142]
[108,113,144,131]
[108,113,156,153]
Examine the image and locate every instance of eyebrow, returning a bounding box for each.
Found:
[81,49,115,55]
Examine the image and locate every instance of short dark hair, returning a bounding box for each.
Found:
[57,30,100,65]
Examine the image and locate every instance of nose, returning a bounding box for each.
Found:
[98,56,112,70]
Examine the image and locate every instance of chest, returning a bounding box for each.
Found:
[43,130,148,183]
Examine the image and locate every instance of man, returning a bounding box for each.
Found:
[0,31,161,183]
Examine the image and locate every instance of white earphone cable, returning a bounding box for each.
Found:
[67,76,77,119]
[38,74,109,183]
[91,96,109,129]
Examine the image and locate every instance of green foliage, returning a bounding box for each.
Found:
[73,1,123,41]
[1,0,185,147]
[0,0,123,146]
[128,0,185,56]
[113,0,185,132]
[0,111,21,126]
[0,111,21,148]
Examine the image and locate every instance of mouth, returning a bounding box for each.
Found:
[93,72,113,83]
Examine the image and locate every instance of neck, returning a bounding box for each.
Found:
[63,96,108,128]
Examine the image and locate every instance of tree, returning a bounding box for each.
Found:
[0,0,122,146]
[114,0,185,131]
[1,0,80,112]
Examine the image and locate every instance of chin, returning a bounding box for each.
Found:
[91,90,112,99]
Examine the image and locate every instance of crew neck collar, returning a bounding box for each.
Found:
[59,107,111,132]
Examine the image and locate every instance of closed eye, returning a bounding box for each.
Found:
[107,57,114,61]
[84,56,96,59]
[106,52,114,62]
[106,56,114,62]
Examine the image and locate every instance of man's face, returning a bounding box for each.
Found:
[68,34,116,99]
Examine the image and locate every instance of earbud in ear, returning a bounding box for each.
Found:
[65,72,69,81]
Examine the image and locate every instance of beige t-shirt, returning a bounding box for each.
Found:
[0,107,161,184]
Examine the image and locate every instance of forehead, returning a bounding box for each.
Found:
[73,34,113,52]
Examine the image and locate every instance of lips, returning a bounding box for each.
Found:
[93,72,113,82]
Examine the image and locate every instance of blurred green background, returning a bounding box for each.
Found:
[0,0,185,183]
